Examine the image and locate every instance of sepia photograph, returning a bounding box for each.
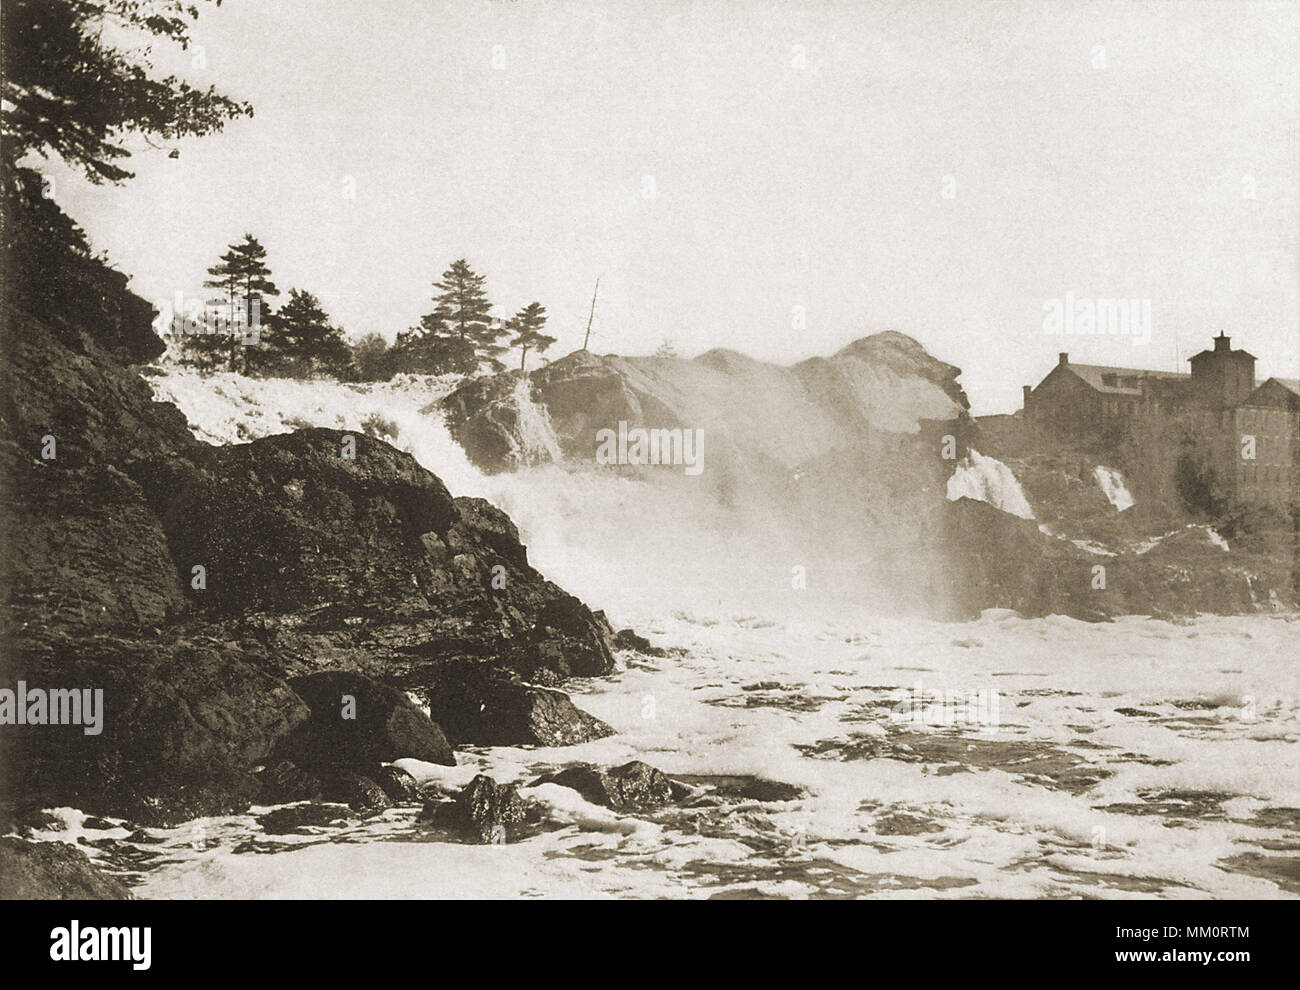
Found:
[0,0,1296,960]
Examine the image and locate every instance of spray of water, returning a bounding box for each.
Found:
[1092,465,1135,512]
[946,449,1035,520]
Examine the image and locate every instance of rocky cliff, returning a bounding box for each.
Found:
[1,298,618,830]
[440,337,1295,621]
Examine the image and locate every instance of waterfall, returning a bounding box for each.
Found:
[507,375,564,467]
[946,449,1035,520]
[1093,465,1135,512]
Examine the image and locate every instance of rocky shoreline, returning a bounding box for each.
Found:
[2,208,1294,897]
[0,291,666,896]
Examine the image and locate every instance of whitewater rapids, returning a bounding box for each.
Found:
[74,369,1295,900]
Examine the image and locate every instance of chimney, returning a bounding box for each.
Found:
[1214,331,1231,353]
[1058,352,1068,366]
[1022,385,1032,407]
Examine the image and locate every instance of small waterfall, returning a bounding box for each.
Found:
[1092,465,1135,512]
[507,375,564,467]
[946,449,1035,520]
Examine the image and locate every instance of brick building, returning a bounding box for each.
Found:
[1022,333,1298,508]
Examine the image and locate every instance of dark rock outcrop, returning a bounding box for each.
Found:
[612,628,665,656]
[276,670,455,772]
[0,837,132,899]
[373,765,423,804]
[320,771,393,813]
[425,774,529,842]
[254,760,324,805]
[3,633,310,826]
[257,803,350,834]
[941,497,1272,620]
[532,761,675,810]
[2,285,619,829]
[413,662,614,747]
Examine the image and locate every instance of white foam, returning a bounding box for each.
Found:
[947,449,1035,520]
[1093,465,1135,512]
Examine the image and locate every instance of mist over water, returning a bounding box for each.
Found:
[125,369,1300,900]
[150,369,898,626]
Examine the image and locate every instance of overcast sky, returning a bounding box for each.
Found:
[47,0,1299,414]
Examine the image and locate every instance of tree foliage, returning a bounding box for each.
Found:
[508,302,556,372]
[262,289,350,376]
[433,259,507,371]
[179,234,278,372]
[1,0,253,184]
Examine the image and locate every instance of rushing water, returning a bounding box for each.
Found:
[946,449,1036,520]
[62,370,1293,899]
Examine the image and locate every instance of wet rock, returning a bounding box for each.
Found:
[373,765,423,804]
[426,774,528,842]
[110,767,265,829]
[519,594,616,678]
[415,663,614,747]
[533,761,675,810]
[277,670,455,772]
[3,635,310,826]
[0,837,132,899]
[612,628,666,656]
[155,428,457,616]
[81,816,117,831]
[321,771,393,813]
[257,803,351,834]
[2,195,623,834]
[255,760,323,804]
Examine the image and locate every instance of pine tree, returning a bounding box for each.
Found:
[264,289,350,376]
[508,302,557,373]
[432,259,505,371]
[182,234,279,373]
[2,1,252,186]
[388,321,476,376]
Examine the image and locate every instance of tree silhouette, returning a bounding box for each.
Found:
[431,259,506,370]
[182,234,279,372]
[264,289,350,376]
[508,302,557,373]
[1,0,252,185]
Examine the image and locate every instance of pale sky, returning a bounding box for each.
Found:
[42,0,1300,414]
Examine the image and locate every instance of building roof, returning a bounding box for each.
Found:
[1242,377,1300,407]
[1063,363,1189,395]
[1190,348,1257,362]
[1189,332,1257,363]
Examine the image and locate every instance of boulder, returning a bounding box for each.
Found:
[414,662,614,747]
[276,670,455,772]
[0,838,132,899]
[254,760,323,805]
[2,633,310,826]
[320,771,393,814]
[613,628,665,656]
[533,761,675,810]
[425,774,528,842]
[256,804,350,834]
[373,765,423,804]
[517,594,617,678]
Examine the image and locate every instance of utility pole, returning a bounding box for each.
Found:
[582,276,600,351]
